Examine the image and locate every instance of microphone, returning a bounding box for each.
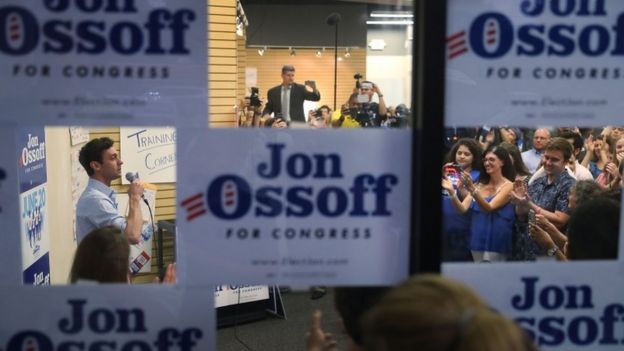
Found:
[125,172,152,205]
[125,172,139,183]
[326,12,341,25]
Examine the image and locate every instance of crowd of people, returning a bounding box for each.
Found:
[237,65,410,129]
[442,126,622,263]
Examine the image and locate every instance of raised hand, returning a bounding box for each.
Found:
[529,223,555,250]
[585,135,595,153]
[460,171,474,191]
[605,162,619,179]
[153,263,176,284]
[306,310,337,351]
[535,213,555,232]
[442,178,454,193]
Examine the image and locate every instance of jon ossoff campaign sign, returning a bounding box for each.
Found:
[446,0,624,127]
[177,129,412,286]
[0,0,207,126]
[445,261,624,351]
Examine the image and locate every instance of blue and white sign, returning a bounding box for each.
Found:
[214,285,269,308]
[446,0,624,127]
[15,127,51,286]
[445,262,624,350]
[0,0,207,126]
[0,285,215,350]
[177,129,412,285]
[22,252,50,285]
[19,181,50,284]
[16,127,46,193]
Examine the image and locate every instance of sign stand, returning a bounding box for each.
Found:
[265,285,287,319]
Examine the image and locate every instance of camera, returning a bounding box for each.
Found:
[351,106,378,127]
[313,109,324,120]
[386,104,410,128]
[249,87,261,107]
[444,163,462,175]
[353,73,363,89]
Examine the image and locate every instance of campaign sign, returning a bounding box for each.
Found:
[19,183,51,277]
[445,262,624,350]
[177,129,412,285]
[120,127,176,184]
[214,285,270,308]
[22,252,51,285]
[15,127,46,193]
[116,188,157,273]
[446,0,624,127]
[0,285,215,350]
[0,0,207,127]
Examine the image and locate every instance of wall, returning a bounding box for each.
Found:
[209,0,239,128]
[237,30,248,106]
[245,47,367,112]
[366,26,413,108]
[45,128,76,284]
[244,4,367,47]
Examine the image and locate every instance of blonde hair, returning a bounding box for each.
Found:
[361,274,536,351]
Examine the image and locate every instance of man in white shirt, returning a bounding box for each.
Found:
[522,128,551,173]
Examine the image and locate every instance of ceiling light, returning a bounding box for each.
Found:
[289,47,296,56]
[257,46,266,56]
[370,11,413,18]
[366,20,414,25]
[368,39,387,51]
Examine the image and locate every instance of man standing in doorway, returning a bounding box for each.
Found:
[76,137,145,244]
[262,65,321,125]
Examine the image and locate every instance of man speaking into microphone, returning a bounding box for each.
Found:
[76,137,146,244]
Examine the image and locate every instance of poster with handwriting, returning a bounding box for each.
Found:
[120,127,176,184]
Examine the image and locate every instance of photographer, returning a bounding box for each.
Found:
[238,87,263,127]
[264,116,288,129]
[382,103,410,128]
[359,80,387,117]
[344,75,388,127]
[307,105,332,129]
[330,95,363,128]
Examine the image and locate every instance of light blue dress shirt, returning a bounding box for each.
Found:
[75,178,127,243]
[521,148,543,174]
